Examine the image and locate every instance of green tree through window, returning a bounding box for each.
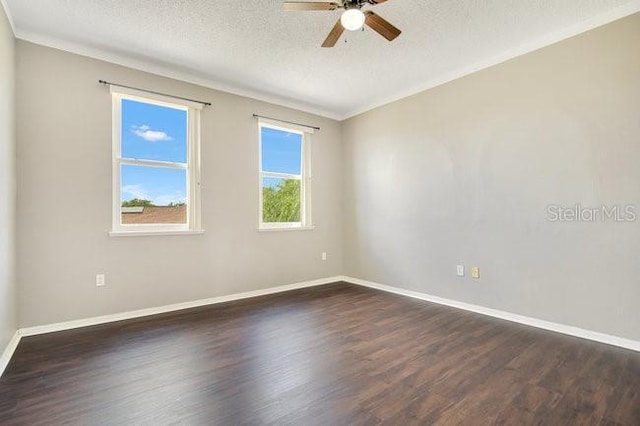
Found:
[121,198,155,207]
[262,179,301,223]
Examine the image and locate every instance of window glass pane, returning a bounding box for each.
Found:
[261,127,302,175]
[262,178,301,223]
[121,165,187,225]
[121,99,187,163]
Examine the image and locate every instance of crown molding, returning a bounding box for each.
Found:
[8,1,640,121]
[14,29,342,121]
[341,1,640,120]
[0,0,15,34]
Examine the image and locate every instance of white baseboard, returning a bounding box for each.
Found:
[0,330,21,378]
[19,276,343,337]
[343,276,640,352]
[5,274,638,377]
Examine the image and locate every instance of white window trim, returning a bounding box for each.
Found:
[109,229,205,238]
[258,121,313,231]
[110,86,203,236]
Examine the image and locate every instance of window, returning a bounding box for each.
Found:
[110,87,202,235]
[259,121,313,230]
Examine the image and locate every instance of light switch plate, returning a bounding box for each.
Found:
[456,265,464,277]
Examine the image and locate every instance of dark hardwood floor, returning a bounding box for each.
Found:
[1,282,639,425]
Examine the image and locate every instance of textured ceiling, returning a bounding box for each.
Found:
[5,0,640,119]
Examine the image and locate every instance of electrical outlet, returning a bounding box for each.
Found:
[321,252,327,261]
[96,274,105,287]
[471,267,480,279]
[456,265,464,277]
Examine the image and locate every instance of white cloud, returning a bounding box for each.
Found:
[154,191,187,206]
[131,125,173,142]
[121,184,151,200]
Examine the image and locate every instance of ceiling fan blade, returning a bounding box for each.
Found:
[322,19,344,48]
[366,0,389,4]
[364,11,401,41]
[283,2,340,11]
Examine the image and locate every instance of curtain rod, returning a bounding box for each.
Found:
[99,80,212,106]
[253,114,320,131]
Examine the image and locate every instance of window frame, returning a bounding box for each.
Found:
[110,86,203,236]
[258,120,313,231]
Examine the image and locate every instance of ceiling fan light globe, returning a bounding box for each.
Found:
[341,9,365,31]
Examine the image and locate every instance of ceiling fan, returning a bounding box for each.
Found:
[283,0,401,47]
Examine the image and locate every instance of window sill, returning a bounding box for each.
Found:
[109,229,205,237]
[258,226,315,233]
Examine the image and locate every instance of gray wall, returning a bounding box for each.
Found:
[16,41,343,327]
[342,13,640,340]
[0,5,16,349]
[13,12,640,342]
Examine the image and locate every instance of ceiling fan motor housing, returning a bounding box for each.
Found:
[344,0,378,9]
[283,0,400,47]
[343,0,360,9]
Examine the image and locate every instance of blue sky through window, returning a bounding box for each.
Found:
[122,99,187,162]
[120,99,188,205]
[261,127,302,188]
[121,165,186,206]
